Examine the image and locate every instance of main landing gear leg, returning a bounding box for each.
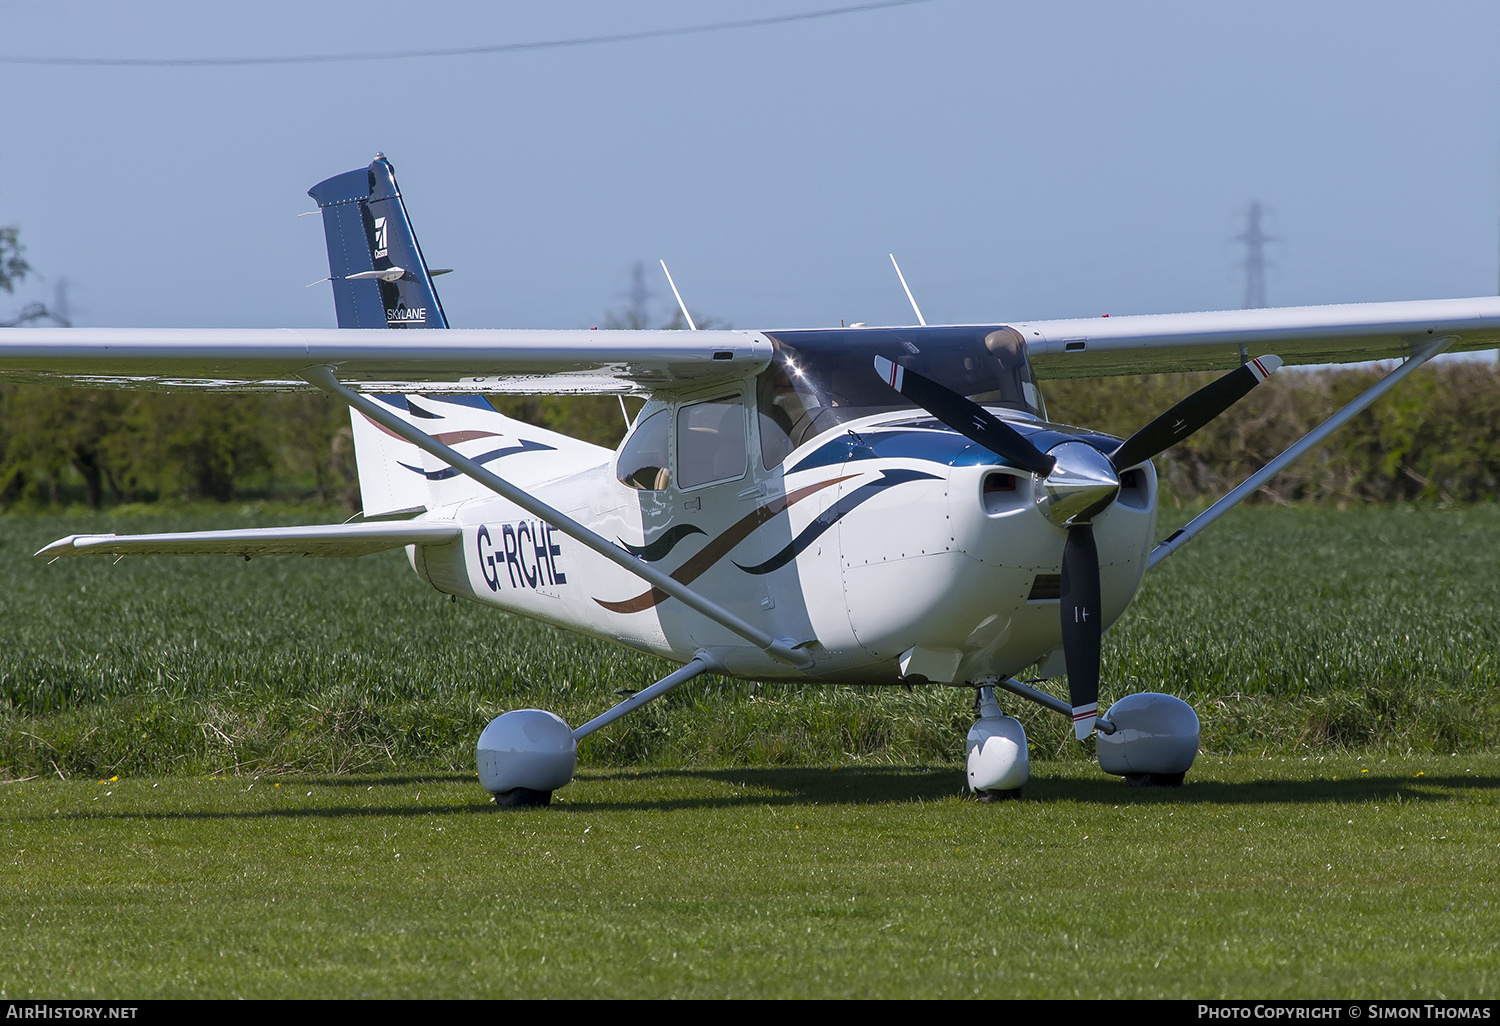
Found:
[476,651,722,806]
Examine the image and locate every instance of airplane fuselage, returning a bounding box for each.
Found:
[408,407,1159,687]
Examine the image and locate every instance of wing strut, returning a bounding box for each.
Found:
[300,366,813,670]
[1148,334,1456,569]
[571,650,720,741]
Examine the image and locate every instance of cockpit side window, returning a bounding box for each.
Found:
[677,395,747,489]
[617,408,671,490]
[971,327,1046,420]
[757,361,815,471]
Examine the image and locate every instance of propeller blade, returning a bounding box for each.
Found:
[873,356,1056,476]
[1110,355,1283,470]
[1060,524,1102,740]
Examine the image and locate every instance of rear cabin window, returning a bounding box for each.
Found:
[617,408,671,491]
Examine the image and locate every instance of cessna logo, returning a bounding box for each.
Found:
[373,216,389,259]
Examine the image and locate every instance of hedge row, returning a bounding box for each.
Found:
[3,360,1496,508]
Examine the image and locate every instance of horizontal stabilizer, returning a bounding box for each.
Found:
[35,520,460,560]
[345,267,407,283]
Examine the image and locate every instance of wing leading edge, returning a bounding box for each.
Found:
[4,297,1500,390]
[1018,296,1500,378]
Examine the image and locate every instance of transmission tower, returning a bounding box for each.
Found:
[626,260,652,329]
[1236,201,1276,309]
[51,278,71,326]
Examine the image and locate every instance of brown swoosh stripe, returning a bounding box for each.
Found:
[430,429,504,445]
[358,410,501,446]
[595,475,855,614]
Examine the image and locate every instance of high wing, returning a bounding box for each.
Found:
[0,327,768,394]
[1017,296,1500,378]
[35,521,460,559]
[4,297,1499,392]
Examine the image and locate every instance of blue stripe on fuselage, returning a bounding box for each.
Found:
[786,424,1121,475]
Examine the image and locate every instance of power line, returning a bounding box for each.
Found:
[0,0,935,68]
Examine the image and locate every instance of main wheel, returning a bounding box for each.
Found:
[493,787,553,807]
[974,787,1022,802]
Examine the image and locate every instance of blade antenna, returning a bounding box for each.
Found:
[659,260,697,331]
[889,253,927,326]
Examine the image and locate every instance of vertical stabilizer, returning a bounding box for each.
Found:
[309,154,454,516]
[348,394,611,517]
[308,153,449,330]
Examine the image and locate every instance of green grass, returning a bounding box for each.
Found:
[2,755,1496,998]
[2,506,1497,998]
[1119,503,1500,753]
[3,503,1500,779]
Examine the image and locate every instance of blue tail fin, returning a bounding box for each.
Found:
[308,153,449,329]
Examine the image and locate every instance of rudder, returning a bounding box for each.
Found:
[308,153,449,329]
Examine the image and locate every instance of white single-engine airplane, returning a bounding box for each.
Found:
[5,155,1500,803]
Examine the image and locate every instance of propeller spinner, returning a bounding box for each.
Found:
[873,353,1282,738]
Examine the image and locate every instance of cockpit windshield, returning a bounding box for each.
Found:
[756,325,1043,469]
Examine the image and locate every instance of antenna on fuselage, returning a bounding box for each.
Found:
[659,260,698,331]
[888,253,927,326]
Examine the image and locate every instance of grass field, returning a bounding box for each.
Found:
[2,756,1496,998]
[2,503,1498,776]
[1,504,1498,997]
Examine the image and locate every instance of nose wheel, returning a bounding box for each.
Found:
[973,786,1022,802]
[1124,773,1186,788]
[966,685,1030,798]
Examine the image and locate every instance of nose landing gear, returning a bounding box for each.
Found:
[966,679,1200,797]
[966,685,1029,800]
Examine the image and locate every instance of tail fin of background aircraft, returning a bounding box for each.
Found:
[308,153,449,330]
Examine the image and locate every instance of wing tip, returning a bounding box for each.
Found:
[34,534,106,558]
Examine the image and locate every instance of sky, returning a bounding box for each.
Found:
[3,0,1500,338]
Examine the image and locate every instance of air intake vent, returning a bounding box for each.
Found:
[1028,574,1061,601]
